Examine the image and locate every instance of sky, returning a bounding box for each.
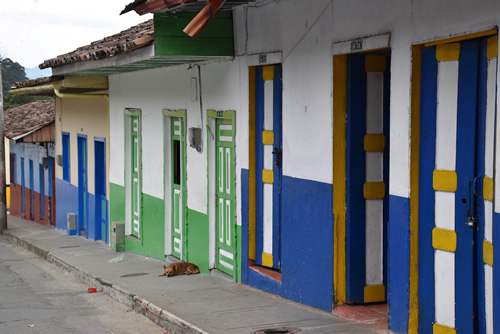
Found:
[0,0,152,70]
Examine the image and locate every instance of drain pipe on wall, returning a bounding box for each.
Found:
[53,86,109,101]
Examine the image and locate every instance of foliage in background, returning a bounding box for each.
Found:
[1,56,52,110]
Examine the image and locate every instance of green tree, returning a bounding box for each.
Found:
[1,56,52,109]
[1,57,28,98]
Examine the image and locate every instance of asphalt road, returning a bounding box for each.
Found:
[0,236,164,334]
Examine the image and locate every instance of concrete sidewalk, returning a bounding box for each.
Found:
[2,214,390,334]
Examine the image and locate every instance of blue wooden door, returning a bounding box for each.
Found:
[29,160,34,220]
[419,37,497,334]
[346,52,390,304]
[39,164,44,221]
[94,139,107,242]
[21,157,25,215]
[255,64,282,270]
[78,136,88,236]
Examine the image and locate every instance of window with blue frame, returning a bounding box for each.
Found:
[62,132,70,182]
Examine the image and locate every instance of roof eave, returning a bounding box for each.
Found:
[51,44,156,76]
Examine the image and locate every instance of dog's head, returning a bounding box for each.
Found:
[164,264,174,277]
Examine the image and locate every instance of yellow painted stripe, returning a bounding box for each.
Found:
[483,176,494,202]
[432,228,457,252]
[436,43,460,61]
[424,28,498,47]
[409,45,422,334]
[433,323,457,334]
[262,169,274,184]
[249,66,256,260]
[6,185,10,208]
[364,284,386,303]
[483,240,494,267]
[262,130,274,145]
[364,134,385,152]
[488,35,498,59]
[433,170,457,192]
[333,54,347,305]
[262,65,274,81]
[365,55,386,73]
[262,252,273,267]
[363,182,385,200]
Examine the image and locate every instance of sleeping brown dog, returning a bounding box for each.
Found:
[159,262,200,277]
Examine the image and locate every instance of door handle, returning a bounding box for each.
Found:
[272,148,282,168]
[473,175,482,198]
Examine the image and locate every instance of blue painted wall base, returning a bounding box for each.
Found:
[56,178,78,231]
[56,177,99,241]
[241,170,334,311]
[388,195,410,333]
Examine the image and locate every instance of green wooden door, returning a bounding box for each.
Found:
[131,115,141,238]
[216,118,236,276]
[171,117,184,259]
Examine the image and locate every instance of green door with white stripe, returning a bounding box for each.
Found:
[171,117,185,259]
[131,115,141,238]
[216,118,236,276]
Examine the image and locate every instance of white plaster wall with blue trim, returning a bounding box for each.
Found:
[104,0,500,331]
[9,141,49,199]
[233,0,500,329]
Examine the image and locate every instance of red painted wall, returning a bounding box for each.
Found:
[9,184,22,217]
[24,189,32,220]
[34,192,41,222]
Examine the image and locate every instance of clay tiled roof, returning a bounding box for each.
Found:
[4,100,55,140]
[13,76,63,89]
[121,0,254,15]
[39,20,154,69]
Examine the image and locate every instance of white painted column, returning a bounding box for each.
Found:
[262,78,274,259]
[484,54,497,334]
[365,71,384,286]
[434,59,459,329]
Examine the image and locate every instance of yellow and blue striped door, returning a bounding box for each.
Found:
[419,36,497,334]
[255,64,282,269]
[346,53,390,304]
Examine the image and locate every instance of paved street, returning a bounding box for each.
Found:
[0,237,164,334]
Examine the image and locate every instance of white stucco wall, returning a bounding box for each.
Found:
[110,0,500,204]
[239,0,500,196]
[109,60,245,214]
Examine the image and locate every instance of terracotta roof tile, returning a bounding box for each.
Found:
[13,76,63,89]
[4,100,55,139]
[39,20,154,70]
[124,0,254,15]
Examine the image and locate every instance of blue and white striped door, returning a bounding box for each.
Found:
[419,36,497,334]
[255,64,282,270]
[346,53,390,304]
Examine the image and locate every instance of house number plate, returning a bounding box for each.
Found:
[351,39,363,51]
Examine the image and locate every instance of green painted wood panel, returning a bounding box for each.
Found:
[186,209,209,273]
[154,12,234,57]
[110,183,165,260]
